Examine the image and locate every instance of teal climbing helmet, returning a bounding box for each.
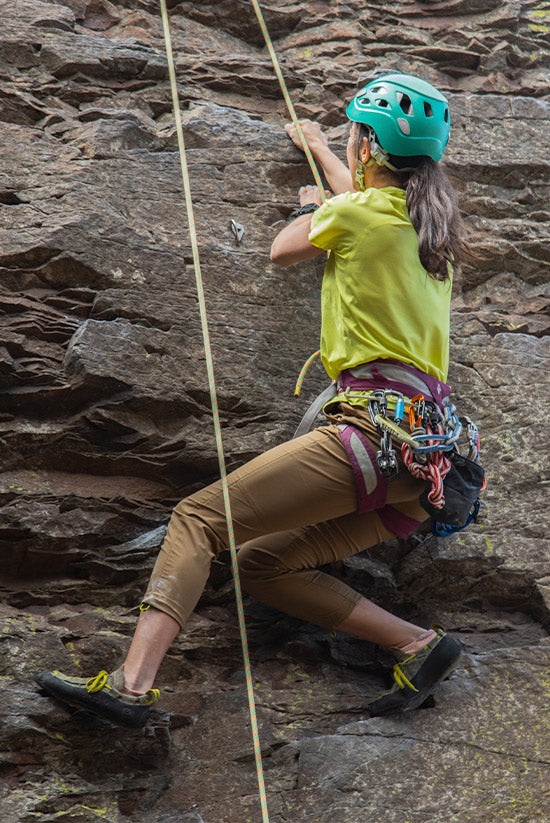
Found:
[346,73,450,162]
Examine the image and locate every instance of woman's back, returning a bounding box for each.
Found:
[309,186,452,382]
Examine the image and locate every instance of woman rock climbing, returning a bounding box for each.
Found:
[37,73,467,727]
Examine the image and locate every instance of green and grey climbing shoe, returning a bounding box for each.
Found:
[35,667,159,728]
[367,629,462,717]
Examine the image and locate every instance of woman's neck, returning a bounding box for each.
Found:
[361,163,403,191]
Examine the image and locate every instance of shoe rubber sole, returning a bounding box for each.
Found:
[401,643,462,712]
[368,634,463,717]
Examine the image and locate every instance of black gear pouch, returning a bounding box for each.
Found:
[420,451,485,527]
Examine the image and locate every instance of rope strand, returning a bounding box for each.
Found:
[158,3,269,821]
[250,0,327,202]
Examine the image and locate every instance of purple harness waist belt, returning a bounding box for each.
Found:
[337,358,450,411]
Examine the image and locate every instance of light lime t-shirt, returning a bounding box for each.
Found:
[308,187,452,382]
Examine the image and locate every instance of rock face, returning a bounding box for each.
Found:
[0,1,549,821]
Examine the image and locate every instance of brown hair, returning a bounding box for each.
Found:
[404,158,469,281]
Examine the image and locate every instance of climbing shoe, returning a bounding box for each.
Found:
[367,628,462,717]
[35,667,159,728]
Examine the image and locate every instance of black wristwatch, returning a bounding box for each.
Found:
[288,203,320,221]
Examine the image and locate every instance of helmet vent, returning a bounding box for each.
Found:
[375,98,389,108]
[397,117,411,135]
[396,92,413,115]
[424,101,433,117]
[444,108,449,122]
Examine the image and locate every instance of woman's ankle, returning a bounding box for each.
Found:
[393,629,437,657]
[110,664,148,696]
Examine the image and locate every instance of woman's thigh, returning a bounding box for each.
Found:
[174,424,426,550]
[238,506,394,574]
[176,425,359,545]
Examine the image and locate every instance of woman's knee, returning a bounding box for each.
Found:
[160,498,226,572]
[237,543,281,590]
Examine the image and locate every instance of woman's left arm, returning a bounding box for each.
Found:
[270,185,326,268]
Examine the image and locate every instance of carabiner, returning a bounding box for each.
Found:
[393,395,405,424]
[408,394,425,430]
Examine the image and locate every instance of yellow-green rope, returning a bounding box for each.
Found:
[158,3,270,821]
[294,350,321,397]
[250,0,327,202]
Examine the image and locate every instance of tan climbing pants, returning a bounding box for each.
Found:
[142,423,427,631]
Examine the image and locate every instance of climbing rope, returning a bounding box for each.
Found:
[402,425,452,509]
[294,349,321,396]
[158,3,269,821]
[250,0,327,202]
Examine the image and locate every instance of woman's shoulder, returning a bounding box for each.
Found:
[319,190,375,219]
[325,187,406,210]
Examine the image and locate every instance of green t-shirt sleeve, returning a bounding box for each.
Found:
[308,192,372,253]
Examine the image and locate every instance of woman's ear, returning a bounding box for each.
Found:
[359,138,371,164]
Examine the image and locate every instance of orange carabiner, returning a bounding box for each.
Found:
[408,394,425,429]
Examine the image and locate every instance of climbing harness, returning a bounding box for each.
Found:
[294,359,484,535]
[293,356,450,442]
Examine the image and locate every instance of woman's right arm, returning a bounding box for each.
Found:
[285,120,353,194]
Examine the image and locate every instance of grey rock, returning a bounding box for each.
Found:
[0,1,548,821]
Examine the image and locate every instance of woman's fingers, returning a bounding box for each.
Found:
[285,119,326,150]
[298,185,328,207]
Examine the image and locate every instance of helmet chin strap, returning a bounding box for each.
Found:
[354,126,419,190]
[359,126,399,174]
[359,126,418,181]
[355,126,398,191]
[354,154,398,190]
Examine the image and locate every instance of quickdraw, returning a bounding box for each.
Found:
[368,392,480,462]
[367,390,408,476]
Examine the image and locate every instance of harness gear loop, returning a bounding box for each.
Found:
[159,4,269,821]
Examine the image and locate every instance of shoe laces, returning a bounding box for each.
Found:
[86,671,109,693]
[85,670,160,705]
[392,655,419,693]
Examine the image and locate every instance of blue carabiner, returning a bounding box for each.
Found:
[394,397,404,424]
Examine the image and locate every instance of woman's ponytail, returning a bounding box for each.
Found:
[404,158,468,282]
